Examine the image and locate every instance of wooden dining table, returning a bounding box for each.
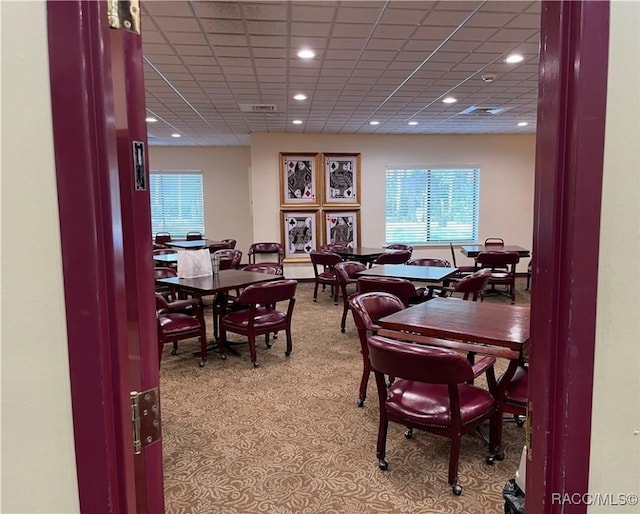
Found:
[164,239,224,250]
[156,269,283,355]
[376,296,530,457]
[460,244,531,258]
[331,246,386,267]
[357,264,459,283]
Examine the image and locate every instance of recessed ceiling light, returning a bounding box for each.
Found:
[369,121,380,126]
[145,116,158,123]
[517,122,529,127]
[297,49,315,59]
[293,94,307,101]
[442,97,458,104]
[170,133,181,138]
[408,121,418,126]
[505,54,524,64]
[292,119,303,125]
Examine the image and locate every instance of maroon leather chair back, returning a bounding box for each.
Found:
[221,238,237,249]
[385,243,414,252]
[242,263,283,275]
[248,242,284,264]
[475,251,520,268]
[214,249,243,270]
[357,277,417,307]
[334,261,366,285]
[453,268,492,301]
[374,250,412,265]
[154,232,172,244]
[237,279,297,306]
[407,258,451,267]
[484,237,505,246]
[349,292,405,333]
[186,231,203,241]
[310,250,342,269]
[368,335,474,385]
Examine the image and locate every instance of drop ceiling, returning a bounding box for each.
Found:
[141,0,541,146]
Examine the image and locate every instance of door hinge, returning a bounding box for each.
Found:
[130,388,161,454]
[107,0,141,34]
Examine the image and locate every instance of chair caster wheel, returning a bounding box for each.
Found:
[285,351,291,357]
[486,455,495,465]
[171,349,178,356]
[515,416,525,427]
[494,451,505,461]
[218,354,227,360]
[266,343,272,349]
[199,360,206,367]
[404,428,413,439]
[357,399,365,408]
[253,362,259,368]
[378,459,388,471]
[341,328,345,333]
[452,484,463,495]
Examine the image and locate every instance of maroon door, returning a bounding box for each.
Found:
[47,1,163,512]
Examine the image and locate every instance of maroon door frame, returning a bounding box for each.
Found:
[527,1,609,512]
[46,0,611,512]
[47,1,163,512]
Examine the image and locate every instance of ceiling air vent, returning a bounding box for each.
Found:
[460,106,505,115]
[239,103,279,113]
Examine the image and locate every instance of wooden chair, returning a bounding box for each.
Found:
[310,251,342,304]
[367,335,498,495]
[248,242,284,265]
[221,238,237,249]
[348,292,406,407]
[155,293,207,367]
[357,276,429,307]
[373,249,412,265]
[484,237,505,247]
[449,242,477,279]
[154,266,178,301]
[219,279,297,367]
[440,268,492,301]
[154,232,172,244]
[213,249,243,270]
[334,261,367,332]
[475,251,520,304]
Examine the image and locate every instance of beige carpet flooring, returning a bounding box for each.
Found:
[159,279,530,513]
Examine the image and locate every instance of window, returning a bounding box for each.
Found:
[149,172,204,237]
[385,167,479,244]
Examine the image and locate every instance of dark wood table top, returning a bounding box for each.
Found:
[156,269,281,295]
[153,253,178,264]
[332,246,385,261]
[461,245,531,258]
[377,297,530,357]
[164,239,222,249]
[357,264,459,283]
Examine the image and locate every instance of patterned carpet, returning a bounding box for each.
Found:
[160,279,530,513]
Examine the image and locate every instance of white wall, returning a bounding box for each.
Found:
[589,2,640,511]
[250,133,535,278]
[0,1,80,512]
[148,146,253,254]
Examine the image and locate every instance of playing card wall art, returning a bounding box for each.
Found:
[280,153,320,207]
[324,154,360,207]
[281,211,319,261]
[324,211,360,249]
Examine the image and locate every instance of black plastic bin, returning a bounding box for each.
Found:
[503,479,525,514]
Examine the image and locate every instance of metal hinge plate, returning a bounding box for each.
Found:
[107,0,141,34]
[130,387,161,454]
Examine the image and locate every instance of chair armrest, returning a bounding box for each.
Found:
[167,297,202,312]
[472,356,497,393]
[472,356,496,378]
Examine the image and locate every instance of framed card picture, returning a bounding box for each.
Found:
[323,153,360,207]
[281,211,319,261]
[280,153,320,207]
[324,211,360,249]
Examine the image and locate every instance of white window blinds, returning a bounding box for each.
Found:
[150,172,204,237]
[385,167,480,244]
